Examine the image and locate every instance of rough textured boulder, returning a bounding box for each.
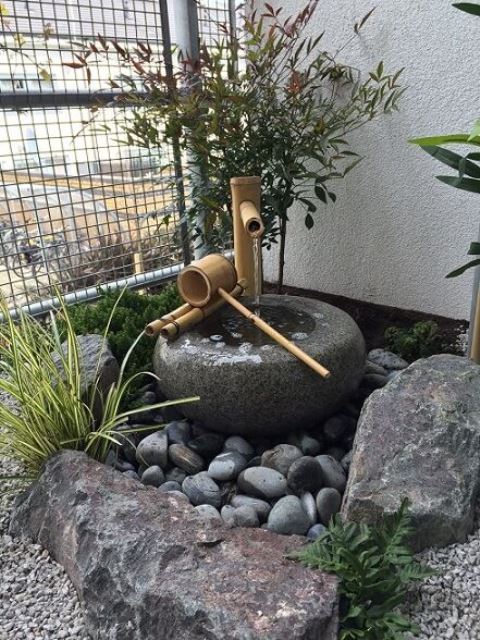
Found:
[10,451,338,640]
[53,334,119,421]
[154,294,365,435]
[343,355,480,551]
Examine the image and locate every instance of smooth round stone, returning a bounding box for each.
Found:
[322,416,347,443]
[232,505,259,528]
[207,451,247,481]
[316,487,342,525]
[165,420,192,445]
[169,444,205,475]
[267,496,310,535]
[194,504,223,523]
[307,523,327,540]
[158,480,182,493]
[122,470,140,480]
[301,492,317,525]
[221,505,236,526]
[315,455,347,493]
[294,432,322,456]
[364,361,388,376]
[154,295,366,436]
[141,465,165,487]
[230,495,272,521]
[325,446,345,462]
[224,436,255,459]
[261,444,303,476]
[237,467,287,499]
[287,457,323,495]
[367,349,408,371]
[188,433,225,458]
[182,472,221,507]
[136,431,168,468]
[165,467,187,484]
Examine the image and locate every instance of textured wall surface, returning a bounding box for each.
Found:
[258,0,480,319]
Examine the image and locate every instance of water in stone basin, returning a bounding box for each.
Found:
[197,301,316,346]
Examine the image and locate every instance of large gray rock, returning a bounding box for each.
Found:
[153,295,365,435]
[342,355,480,551]
[53,334,119,423]
[10,451,339,640]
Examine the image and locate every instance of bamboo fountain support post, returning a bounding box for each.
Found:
[230,176,263,297]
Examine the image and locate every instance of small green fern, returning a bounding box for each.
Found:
[293,499,433,640]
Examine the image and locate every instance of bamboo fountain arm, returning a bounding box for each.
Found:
[217,287,331,379]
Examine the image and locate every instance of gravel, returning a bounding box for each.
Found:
[0,456,89,640]
[405,503,480,640]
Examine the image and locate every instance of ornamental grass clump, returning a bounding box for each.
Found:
[0,291,196,476]
[293,499,433,639]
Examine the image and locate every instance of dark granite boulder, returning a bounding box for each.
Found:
[343,355,480,551]
[10,451,338,640]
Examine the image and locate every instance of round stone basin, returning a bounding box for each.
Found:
[153,294,365,436]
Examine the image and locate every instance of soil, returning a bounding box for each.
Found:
[263,282,468,353]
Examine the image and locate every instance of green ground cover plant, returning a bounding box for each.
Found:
[293,500,432,639]
[384,321,454,362]
[0,290,195,476]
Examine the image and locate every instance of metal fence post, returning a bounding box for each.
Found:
[160,0,192,267]
[166,0,208,260]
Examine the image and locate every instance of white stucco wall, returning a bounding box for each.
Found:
[258,0,480,320]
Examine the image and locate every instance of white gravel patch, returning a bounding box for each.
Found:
[0,456,89,640]
[405,506,480,640]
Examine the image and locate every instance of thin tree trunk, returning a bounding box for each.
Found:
[276,214,287,294]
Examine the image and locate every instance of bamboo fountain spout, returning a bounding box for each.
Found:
[230,176,264,297]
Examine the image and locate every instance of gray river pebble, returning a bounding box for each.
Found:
[182,472,221,507]
[232,505,259,528]
[230,495,272,520]
[315,454,347,493]
[316,487,342,525]
[237,467,287,499]
[141,465,165,487]
[136,430,168,468]
[224,435,255,459]
[207,451,247,481]
[261,444,303,476]
[267,496,310,536]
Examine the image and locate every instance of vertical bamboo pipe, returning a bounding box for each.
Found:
[231,176,262,296]
[470,290,480,363]
[217,286,331,379]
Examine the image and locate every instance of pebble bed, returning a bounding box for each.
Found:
[1,348,479,639]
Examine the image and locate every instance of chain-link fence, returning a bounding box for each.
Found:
[0,0,234,314]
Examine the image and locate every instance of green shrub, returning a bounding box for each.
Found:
[60,284,182,393]
[0,290,195,476]
[384,320,454,362]
[293,500,432,640]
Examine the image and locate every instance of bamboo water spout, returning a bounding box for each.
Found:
[231,176,263,296]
